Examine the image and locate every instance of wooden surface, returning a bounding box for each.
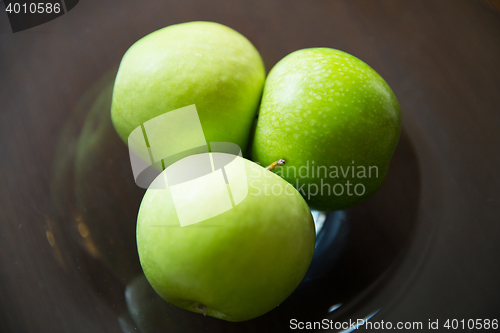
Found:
[1,1,500,332]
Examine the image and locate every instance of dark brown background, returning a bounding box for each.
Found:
[1,0,500,332]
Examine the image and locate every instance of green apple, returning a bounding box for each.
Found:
[111,21,265,152]
[252,48,401,211]
[136,155,315,322]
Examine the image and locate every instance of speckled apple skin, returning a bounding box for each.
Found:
[137,157,315,322]
[111,22,265,151]
[252,48,401,211]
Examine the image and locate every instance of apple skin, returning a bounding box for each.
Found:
[136,156,315,322]
[252,48,402,211]
[111,21,265,151]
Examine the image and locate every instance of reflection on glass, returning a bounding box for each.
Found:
[49,70,423,332]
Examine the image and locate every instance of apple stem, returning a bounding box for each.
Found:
[195,303,207,316]
[266,159,286,171]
